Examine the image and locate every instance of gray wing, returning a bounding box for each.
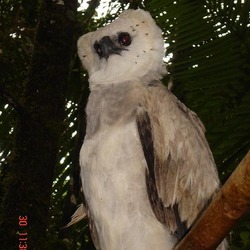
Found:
[136,109,187,240]
[136,82,220,239]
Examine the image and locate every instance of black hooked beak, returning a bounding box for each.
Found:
[94,36,124,60]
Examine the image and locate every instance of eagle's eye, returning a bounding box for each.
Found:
[118,32,131,46]
[94,41,103,58]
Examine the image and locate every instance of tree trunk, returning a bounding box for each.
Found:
[0,1,77,249]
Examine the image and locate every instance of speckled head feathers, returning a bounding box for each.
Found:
[77,9,166,87]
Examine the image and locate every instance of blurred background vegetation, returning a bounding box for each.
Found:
[0,0,249,249]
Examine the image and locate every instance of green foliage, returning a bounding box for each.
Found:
[149,1,250,181]
[0,0,249,249]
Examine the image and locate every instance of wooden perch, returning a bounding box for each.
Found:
[175,151,250,250]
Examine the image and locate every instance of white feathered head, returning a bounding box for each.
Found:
[77,9,166,87]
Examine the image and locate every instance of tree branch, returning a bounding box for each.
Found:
[175,151,250,250]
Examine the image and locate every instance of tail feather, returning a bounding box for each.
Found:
[65,203,86,227]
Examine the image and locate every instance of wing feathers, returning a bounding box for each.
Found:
[136,107,187,239]
[135,82,220,240]
[136,108,155,182]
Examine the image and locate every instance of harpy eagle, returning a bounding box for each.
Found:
[71,9,227,250]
